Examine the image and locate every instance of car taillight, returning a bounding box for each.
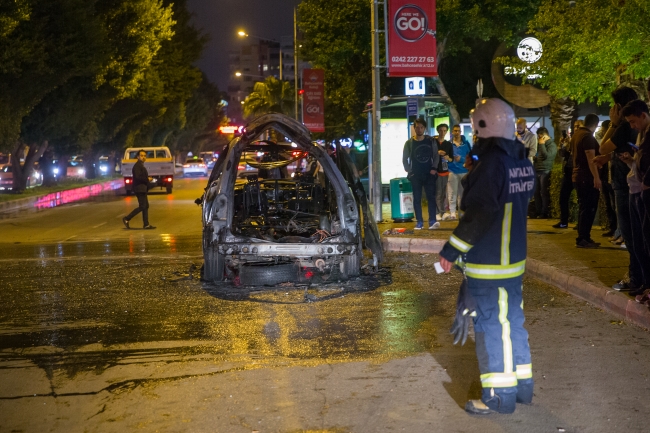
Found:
[125,178,132,184]
[166,177,173,182]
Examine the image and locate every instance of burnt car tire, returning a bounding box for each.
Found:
[342,244,362,278]
[203,244,225,282]
[239,262,300,286]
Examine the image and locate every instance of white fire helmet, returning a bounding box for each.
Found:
[470,98,515,140]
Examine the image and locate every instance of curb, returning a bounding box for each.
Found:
[0,179,123,216]
[382,236,650,330]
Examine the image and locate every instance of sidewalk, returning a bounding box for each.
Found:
[376,204,650,330]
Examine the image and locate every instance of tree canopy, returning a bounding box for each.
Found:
[242,76,294,119]
[0,0,224,190]
[297,0,540,137]
[499,0,650,104]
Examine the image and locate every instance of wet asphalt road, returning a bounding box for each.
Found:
[0,178,649,433]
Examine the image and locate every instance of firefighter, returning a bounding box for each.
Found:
[439,98,535,414]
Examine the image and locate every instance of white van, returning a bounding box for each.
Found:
[121,147,175,194]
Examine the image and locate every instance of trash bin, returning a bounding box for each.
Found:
[390,177,414,222]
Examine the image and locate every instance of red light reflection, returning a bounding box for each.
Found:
[34,180,123,210]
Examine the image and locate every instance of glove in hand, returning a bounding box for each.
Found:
[450,275,477,345]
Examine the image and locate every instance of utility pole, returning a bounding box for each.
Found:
[294,7,299,121]
[370,0,382,222]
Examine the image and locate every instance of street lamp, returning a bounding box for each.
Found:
[237,30,283,80]
[234,71,264,79]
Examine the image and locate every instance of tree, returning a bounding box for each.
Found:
[297,0,540,137]
[499,0,650,105]
[242,76,295,119]
[1,0,175,190]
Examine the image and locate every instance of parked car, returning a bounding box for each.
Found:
[98,156,115,175]
[0,164,43,191]
[67,156,85,178]
[198,113,383,285]
[183,157,208,177]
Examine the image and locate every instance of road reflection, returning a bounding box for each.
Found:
[33,180,123,210]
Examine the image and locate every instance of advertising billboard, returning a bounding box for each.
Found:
[302,68,325,133]
[387,0,438,77]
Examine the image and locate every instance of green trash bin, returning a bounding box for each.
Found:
[390,177,414,222]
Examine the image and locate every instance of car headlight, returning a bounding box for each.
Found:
[100,165,108,172]
[78,168,85,175]
[53,168,59,174]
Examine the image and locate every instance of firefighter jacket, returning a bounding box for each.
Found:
[439,137,534,285]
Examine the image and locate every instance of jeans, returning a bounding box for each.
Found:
[447,171,465,214]
[574,181,599,242]
[410,174,437,224]
[601,180,617,232]
[558,169,574,225]
[629,193,650,287]
[534,170,551,217]
[642,189,650,259]
[436,174,449,216]
[614,188,632,248]
[125,192,150,226]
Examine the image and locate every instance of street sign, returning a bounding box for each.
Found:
[302,69,325,133]
[407,98,418,118]
[387,0,438,77]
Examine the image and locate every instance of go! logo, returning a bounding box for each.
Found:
[394,4,436,42]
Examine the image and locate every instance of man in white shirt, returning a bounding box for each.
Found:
[516,118,538,163]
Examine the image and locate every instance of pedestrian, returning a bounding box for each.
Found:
[532,127,556,218]
[402,117,440,230]
[444,124,471,220]
[595,120,618,238]
[620,100,650,299]
[572,114,602,248]
[123,149,156,230]
[434,123,453,222]
[553,127,574,229]
[439,98,535,415]
[516,118,538,163]
[593,86,640,290]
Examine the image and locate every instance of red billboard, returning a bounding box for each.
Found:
[387,0,438,77]
[302,68,325,133]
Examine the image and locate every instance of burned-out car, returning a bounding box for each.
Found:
[199,114,383,285]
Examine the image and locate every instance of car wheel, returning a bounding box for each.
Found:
[239,262,300,286]
[203,243,225,282]
[166,186,172,194]
[342,228,363,279]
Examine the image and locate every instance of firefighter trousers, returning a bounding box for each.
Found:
[470,276,533,413]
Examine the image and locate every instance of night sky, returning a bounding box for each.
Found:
[187,0,302,92]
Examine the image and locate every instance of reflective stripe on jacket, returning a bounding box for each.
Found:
[440,137,535,283]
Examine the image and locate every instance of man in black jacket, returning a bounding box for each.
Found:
[402,117,440,230]
[123,150,156,229]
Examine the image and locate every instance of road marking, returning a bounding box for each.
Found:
[92,222,107,229]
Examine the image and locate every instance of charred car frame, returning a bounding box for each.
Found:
[199,114,383,285]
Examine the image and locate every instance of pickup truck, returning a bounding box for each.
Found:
[121,147,175,194]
